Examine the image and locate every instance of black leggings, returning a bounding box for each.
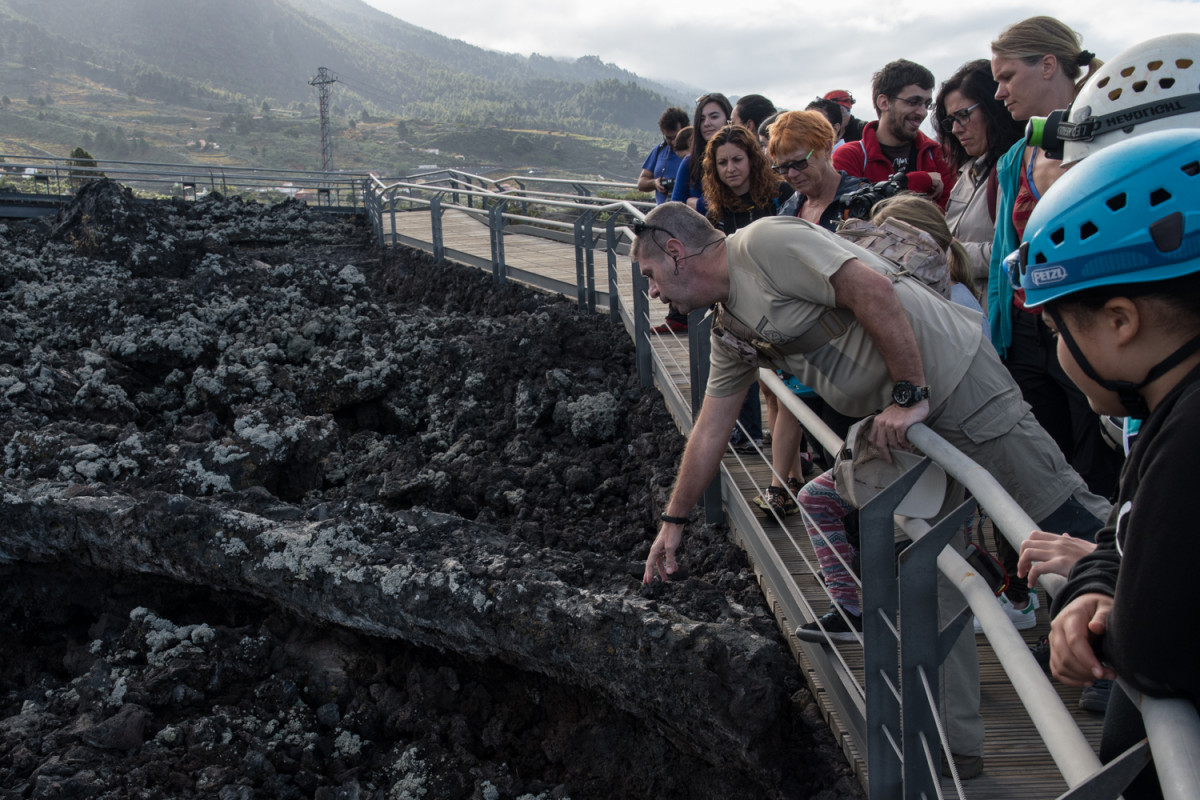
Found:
[997,308,1123,602]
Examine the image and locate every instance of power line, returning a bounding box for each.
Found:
[335,69,407,110]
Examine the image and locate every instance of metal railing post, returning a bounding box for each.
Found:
[897,499,977,798]
[364,180,379,244]
[382,187,396,249]
[630,257,652,389]
[573,211,596,311]
[488,197,509,284]
[430,192,446,264]
[606,217,620,323]
[861,467,928,800]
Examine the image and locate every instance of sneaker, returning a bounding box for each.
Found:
[973,591,1039,633]
[651,320,687,334]
[796,606,862,643]
[1079,679,1112,713]
[941,751,985,780]
[732,436,762,455]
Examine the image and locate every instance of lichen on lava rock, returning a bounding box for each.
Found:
[0,181,863,799]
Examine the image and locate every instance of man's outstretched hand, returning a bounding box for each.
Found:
[643,522,684,583]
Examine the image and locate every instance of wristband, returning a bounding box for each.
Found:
[659,512,688,525]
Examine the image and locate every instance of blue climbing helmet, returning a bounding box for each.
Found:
[1011,128,1200,308]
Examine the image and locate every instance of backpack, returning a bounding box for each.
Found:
[834,217,953,299]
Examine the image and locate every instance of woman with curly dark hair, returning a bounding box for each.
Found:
[700,124,795,483]
[701,124,793,234]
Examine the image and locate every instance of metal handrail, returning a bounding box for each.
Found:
[372,175,1200,799]
[365,175,649,318]
[0,153,365,207]
[405,167,644,197]
[766,374,1198,798]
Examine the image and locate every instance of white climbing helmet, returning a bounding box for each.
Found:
[1060,33,1200,165]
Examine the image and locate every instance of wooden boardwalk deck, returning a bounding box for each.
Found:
[381,206,1105,798]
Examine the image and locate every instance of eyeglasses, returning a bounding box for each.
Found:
[771,149,815,175]
[940,103,981,133]
[891,95,933,112]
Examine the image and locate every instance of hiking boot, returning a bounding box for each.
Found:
[973,591,1038,633]
[799,452,821,481]
[796,605,862,643]
[1079,679,1112,713]
[1030,636,1051,671]
[651,320,687,334]
[941,751,985,780]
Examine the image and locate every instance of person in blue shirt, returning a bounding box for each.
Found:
[637,107,689,205]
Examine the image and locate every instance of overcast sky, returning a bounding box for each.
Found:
[361,1,1198,127]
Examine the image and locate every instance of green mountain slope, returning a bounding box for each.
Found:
[0,0,691,179]
[0,0,689,136]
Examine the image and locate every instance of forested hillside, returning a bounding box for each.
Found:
[0,0,693,178]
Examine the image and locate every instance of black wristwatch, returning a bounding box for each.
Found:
[891,381,930,408]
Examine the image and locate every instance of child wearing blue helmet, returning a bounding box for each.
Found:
[1012,128,1200,799]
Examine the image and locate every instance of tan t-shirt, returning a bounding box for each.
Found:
[706,216,984,417]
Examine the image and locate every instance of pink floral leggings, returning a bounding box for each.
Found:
[797,469,861,615]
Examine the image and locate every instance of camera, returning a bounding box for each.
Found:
[660,175,675,194]
[836,172,909,220]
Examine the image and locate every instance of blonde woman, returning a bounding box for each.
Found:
[988,16,1122,497]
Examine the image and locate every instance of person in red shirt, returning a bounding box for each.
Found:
[833,59,956,209]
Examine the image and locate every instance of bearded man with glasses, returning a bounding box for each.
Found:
[833,59,957,209]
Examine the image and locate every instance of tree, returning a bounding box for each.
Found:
[395,120,409,139]
[625,141,639,163]
[512,134,533,155]
[67,147,103,191]
[260,100,271,115]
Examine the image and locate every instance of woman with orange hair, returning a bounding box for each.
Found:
[769,110,865,230]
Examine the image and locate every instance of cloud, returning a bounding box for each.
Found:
[363,0,1200,116]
